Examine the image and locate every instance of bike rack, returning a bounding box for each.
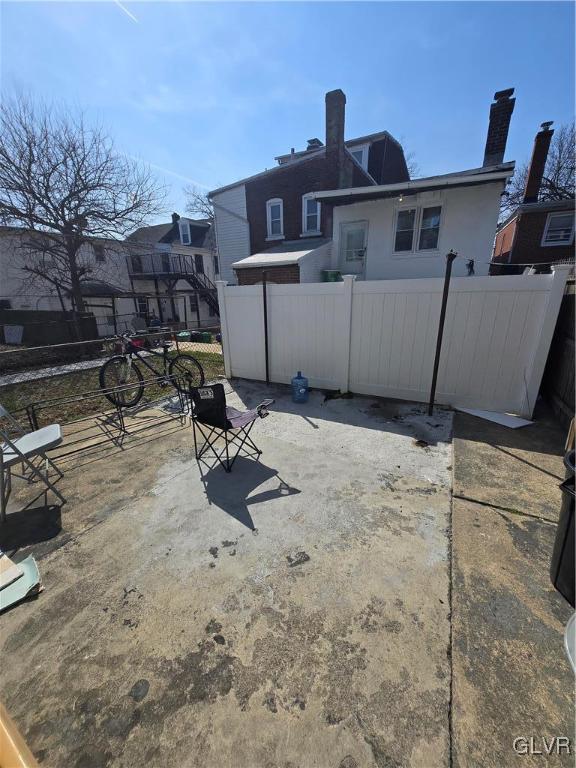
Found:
[20,374,192,463]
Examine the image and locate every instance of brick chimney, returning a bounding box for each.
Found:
[325,89,346,151]
[483,88,515,167]
[326,89,351,188]
[523,121,554,203]
[171,212,180,224]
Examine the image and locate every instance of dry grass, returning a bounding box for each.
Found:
[1,350,225,426]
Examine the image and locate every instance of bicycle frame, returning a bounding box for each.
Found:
[123,340,172,381]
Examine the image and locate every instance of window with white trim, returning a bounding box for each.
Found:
[179,221,191,245]
[418,206,442,250]
[302,193,321,235]
[394,208,416,252]
[541,211,575,246]
[266,198,284,238]
[349,144,369,170]
[393,205,442,253]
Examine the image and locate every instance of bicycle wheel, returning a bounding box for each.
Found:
[99,356,144,407]
[169,354,205,393]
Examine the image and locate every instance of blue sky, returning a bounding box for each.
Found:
[1,1,574,221]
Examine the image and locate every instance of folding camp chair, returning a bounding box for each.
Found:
[189,384,274,473]
[0,405,66,523]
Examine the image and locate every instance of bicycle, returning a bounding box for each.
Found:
[99,332,205,408]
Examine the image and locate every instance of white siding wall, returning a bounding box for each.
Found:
[298,241,332,283]
[211,185,251,285]
[0,232,131,310]
[332,182,504,280]
[217,268,570,417]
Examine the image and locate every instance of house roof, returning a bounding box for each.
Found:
[312,163,515,205]
[232,238,330,269]
[128,218,212,249]
[273,130,402,165]
[209,143,376,198]
[71,280,126,297]
[127,223,173,244]
[497,197,575,232]
[209,150,330,198]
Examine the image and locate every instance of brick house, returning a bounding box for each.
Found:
[492,122,575,273]
[212,88,521,284]
[209,89,409,285]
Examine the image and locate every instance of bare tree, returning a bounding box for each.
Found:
[0,95,165,315]
[405,151,420,179]
[184,185,213,222]
[501,121,575,218]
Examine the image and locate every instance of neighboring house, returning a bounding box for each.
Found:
[126,213,219,325]
[217,88,518,283]
[209,89,410,285]
[0,225,132,306]
[492,122,575,273]
[0,214,219,338]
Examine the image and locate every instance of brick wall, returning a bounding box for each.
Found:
[512,211,574,265]
[245,152,373,255]
[492,216,517,263]
[235,264,300,285]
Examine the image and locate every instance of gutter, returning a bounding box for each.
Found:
[312,169,514,202]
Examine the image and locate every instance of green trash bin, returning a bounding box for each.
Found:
[177,331,191,341]
[322,270,342,282]
[202,331,212,344]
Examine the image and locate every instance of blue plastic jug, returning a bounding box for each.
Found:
[291,371,309,403]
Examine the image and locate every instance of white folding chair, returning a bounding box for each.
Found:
[0,405,66,523]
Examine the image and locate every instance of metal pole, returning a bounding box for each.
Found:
[428,250,458,416]
[262,271,270,385]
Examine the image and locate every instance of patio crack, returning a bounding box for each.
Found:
[452,493,557,525]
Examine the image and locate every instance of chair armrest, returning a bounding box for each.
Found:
[256,399,275,418]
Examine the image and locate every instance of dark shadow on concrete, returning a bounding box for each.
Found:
[0,504,63,555]
[199,457,300,530]
[454,400,566,457]
[230,379,452,447]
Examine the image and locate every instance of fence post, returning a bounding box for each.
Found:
[340,274,355,393]
[428,250,458,416]
[262,271,270,385]
[522,265,571,418]
[216,281,232,378]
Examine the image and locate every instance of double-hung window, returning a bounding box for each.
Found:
[541,212,575,246]
[418,206,442,250]
[394,208,417,252]
[394,205,442,254]
[266,198,284,239]
[179,221,191,245]
[302,193,321,235]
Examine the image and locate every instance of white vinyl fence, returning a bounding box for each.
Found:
[216,267,570,417]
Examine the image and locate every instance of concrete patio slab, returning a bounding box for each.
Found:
[452,407,574,768]
[453,407,568,523]
[0,382,453,768]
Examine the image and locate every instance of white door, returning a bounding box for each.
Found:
[340,221,368,277]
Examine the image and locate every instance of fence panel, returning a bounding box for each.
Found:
[217,268,570,417]
[219,285,266,382]
[268,283,346,390]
